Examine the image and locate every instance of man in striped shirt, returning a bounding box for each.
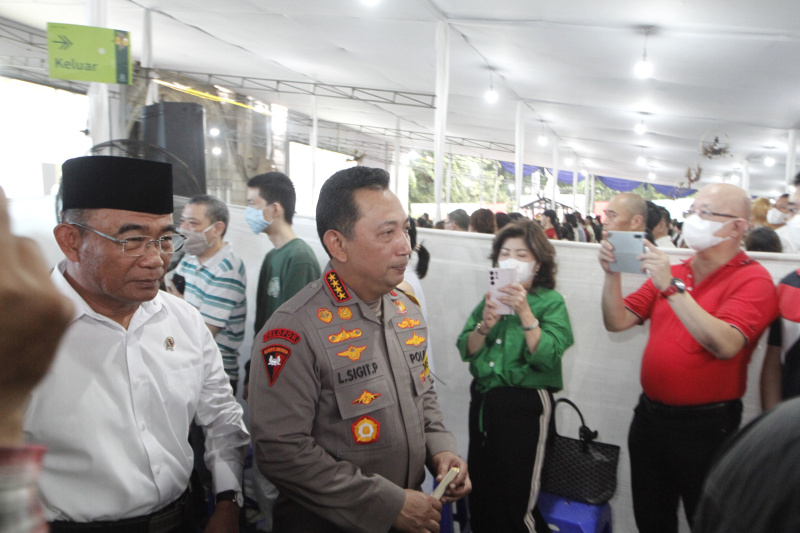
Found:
[168,194,247,393]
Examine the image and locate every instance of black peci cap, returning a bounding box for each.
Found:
[61,156,173,215]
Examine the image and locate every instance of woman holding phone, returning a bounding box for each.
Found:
[457,219,574,533]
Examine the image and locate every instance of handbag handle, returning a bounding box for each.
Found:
[552,398,599,444]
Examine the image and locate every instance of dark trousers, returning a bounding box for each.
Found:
[628,394,742,533]
[468,382,552,533]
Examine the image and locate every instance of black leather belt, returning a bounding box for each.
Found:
[640,393,741,417]
[50,488,190,533]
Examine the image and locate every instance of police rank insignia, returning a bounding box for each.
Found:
[325,270,351,302]
[337,306,353,320]
[337,345,367,361]
[351,390,382,405]
[317,308,333,324]
[405,332,426,347]
[164,337,175,351]
[397,317,420,329]
[328,327,363,343]
[392,300,407,315]
[261,344,292,386]
[351,415,380,444]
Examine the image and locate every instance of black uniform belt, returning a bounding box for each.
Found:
[49,488,190,533]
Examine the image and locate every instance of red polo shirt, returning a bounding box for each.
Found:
[624,251,778,405]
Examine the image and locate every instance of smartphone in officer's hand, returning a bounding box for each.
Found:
[607,231,646,274]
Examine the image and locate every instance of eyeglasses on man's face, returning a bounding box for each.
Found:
[682,208,738,220]
[70,223,185,256]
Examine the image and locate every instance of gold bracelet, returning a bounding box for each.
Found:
[475,322,487,335]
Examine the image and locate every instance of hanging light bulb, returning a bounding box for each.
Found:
[765,155,776,167]
[635,120,646,135]
[537,134,548,146]
[634,31,654,79]
[648,171,656,180]
[564,156,574,167]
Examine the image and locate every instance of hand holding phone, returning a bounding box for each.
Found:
[607,231,646,274]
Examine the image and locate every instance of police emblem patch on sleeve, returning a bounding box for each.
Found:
[351,415,380,444]
[261,344,292,386]
[262,328,302,344]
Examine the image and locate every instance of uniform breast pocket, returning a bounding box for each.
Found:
[334,377,399,455]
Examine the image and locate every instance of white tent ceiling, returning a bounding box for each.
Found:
[2,0,800,197]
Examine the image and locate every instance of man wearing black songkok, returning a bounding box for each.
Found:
[24,156,250,533]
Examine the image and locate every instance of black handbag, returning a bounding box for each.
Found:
[540,398,620,505]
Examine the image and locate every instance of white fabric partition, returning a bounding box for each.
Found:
[12,196,800,532]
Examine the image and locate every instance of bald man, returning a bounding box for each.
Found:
[603,192,647,232]
[598,183,778,533]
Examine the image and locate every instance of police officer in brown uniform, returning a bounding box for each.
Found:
[248,167,471,533]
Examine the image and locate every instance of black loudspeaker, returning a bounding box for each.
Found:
[141,102,206,197]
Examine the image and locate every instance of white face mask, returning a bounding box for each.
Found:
[682,215,730,252]
[498,258,537,284]
[785,215,800,251]
[767,208,790,225]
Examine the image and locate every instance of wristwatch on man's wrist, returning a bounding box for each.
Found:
[216,490,244,508]
[661,278,686,299]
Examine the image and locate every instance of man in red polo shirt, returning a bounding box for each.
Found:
[598,183,778,533]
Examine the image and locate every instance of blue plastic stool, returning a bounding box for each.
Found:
[537,492,612,533]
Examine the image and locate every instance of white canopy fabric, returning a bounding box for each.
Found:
[1,1,800,197]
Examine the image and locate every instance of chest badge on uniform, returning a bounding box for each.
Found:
[317,308,333,324]
[325,270,351,302]
[405,332,426,347]
[392,300,407,315]
[328,327,363,343]
[164,337,175,351]
[351,390,382,405]
[420,355,431,384]
[351,415,380,444]
[397,317,420,329]
[338,306,353,320]
[261,344,292,386]
[337,345,367,361]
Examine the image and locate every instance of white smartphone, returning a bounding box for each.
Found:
[607,231,646,274]
[488,267,516,315]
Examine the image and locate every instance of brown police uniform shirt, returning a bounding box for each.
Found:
[248,265,458,533]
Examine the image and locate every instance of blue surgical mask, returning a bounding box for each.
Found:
[245,206,270,234]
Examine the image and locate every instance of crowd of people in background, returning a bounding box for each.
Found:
[412,190,799,256]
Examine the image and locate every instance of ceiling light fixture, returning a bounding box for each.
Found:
[361,0,380,6]
[648,171,656,180]
[635,120,646,135]
[537,122,548,146]
[765,150,776,167]
[484,71,498,104]
[634,30,654,79]
[209,127,220,137]
[211,147,222,156]
[564,156,574,167]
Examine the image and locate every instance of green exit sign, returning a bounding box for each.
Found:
[47,22,132,85]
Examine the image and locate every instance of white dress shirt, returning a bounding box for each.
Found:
[24,262,250,522]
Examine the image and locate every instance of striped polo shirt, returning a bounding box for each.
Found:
[175,243,247,380]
